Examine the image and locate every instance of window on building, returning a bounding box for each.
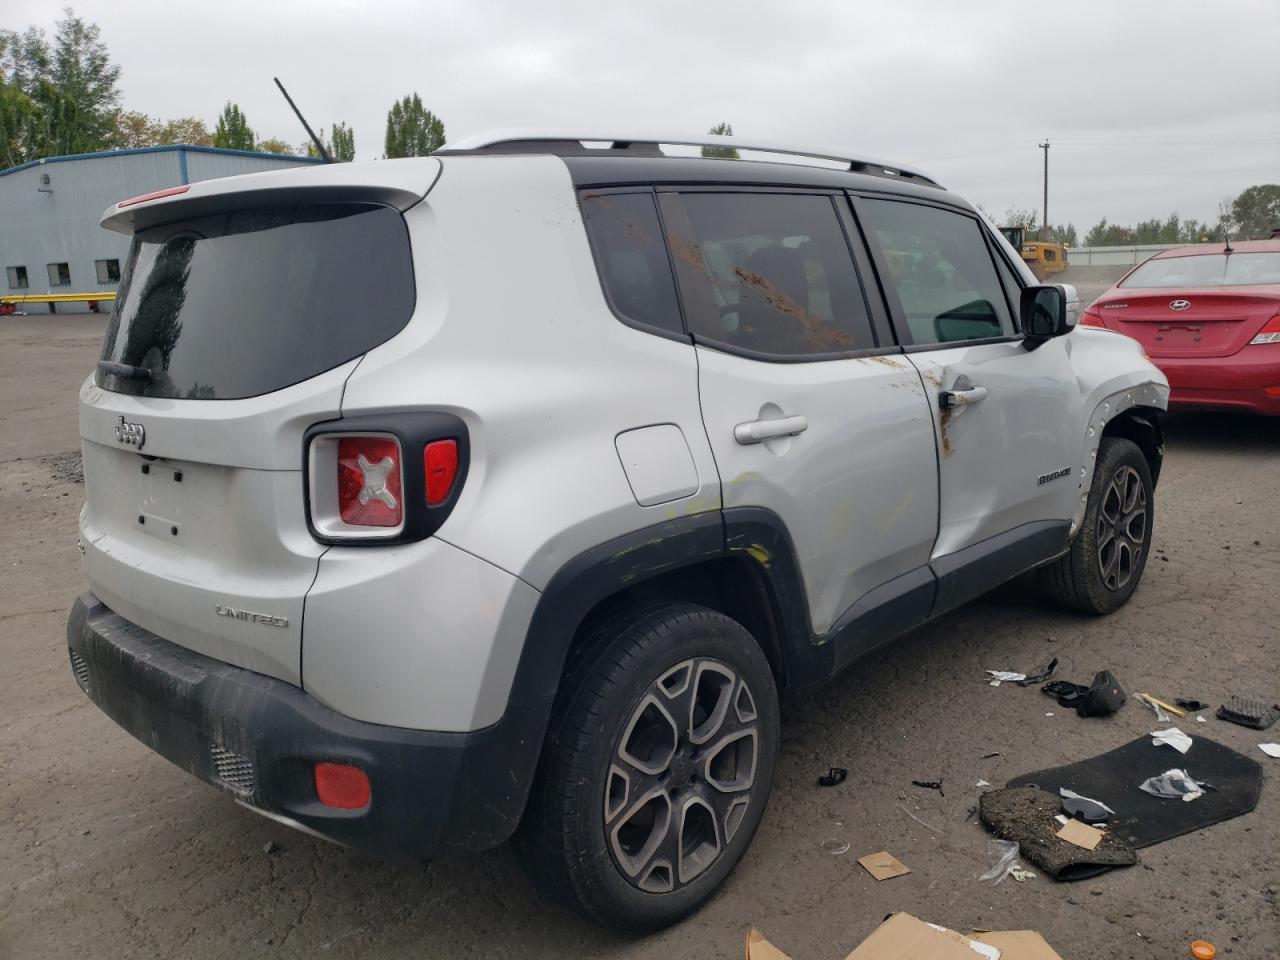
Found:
[6,266,28,290]
[47,262,71,287]
[95,258,121,283]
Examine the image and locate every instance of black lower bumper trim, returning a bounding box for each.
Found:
[66,593,529,862]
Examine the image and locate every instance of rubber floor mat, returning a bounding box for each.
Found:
[1008,734,1263,849]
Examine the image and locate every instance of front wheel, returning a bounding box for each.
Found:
[1039,436,1154,614]
[513,603,779,931]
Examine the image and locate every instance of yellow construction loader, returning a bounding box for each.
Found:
[998,226,1068,280]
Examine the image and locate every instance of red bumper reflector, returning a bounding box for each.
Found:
[1264,386,1280,397]
[118,184,191,208]
[424,439,459,505]
[314,762,371,809]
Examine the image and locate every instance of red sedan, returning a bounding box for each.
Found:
[1082,239,1280,414]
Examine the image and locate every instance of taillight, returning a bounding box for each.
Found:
[305,414,469,545]
[424,439,458,505]
[337,436,403,527]
[1249,314,1280,345]
[1080,305,1106,328]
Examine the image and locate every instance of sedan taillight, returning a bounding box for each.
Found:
[1249,314,1280,345]
[1080,305,1106,328]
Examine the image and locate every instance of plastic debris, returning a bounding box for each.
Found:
[986,670,1025,685]
[1137,692,1172,722]
[975,779,991,787]
[1176,698,1209,712]
[1196,716,1207,723]
[1060,787,1115,821]
[1009,867,1036,882]
[824,803,849,825]
[817,767,847,787]
[977,838,1022,884]
[1190,939,1217,959]
[896,802,944,835]
[1151,727,1193,754]
[1017,657,1059,686]
[820,837,850,855]
[1078,672,1127,716]
[1259,743,1280,758]
[912,778,944,797]
[1216,696,1280,731]
[981,751,1003,759]
[1139,768,1208,801]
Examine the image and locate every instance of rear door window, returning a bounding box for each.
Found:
[99,203,414,400]
[667,192,875,358]
[860,199,1015,345]
[579,191,683,335]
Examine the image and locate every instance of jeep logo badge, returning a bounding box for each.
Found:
[1169,299,1191,311]
[114,415,146,449]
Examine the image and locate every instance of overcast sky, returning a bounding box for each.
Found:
[10,0,1280,231]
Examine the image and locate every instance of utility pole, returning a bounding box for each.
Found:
[1039,139,1050,241]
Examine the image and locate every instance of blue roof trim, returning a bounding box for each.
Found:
[0,144,324,178]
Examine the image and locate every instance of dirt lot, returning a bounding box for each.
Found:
[2,314,1277,959]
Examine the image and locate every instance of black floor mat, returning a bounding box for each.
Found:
[1008,734,1263,849]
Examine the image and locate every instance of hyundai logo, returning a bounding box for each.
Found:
[1169,299,1191,311]
[114,415,146,448]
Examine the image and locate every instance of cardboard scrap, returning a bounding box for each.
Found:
[972,930,1065,960]
[857,851,911,881]
[745,914,1068,960]
[1055,818,1104,850]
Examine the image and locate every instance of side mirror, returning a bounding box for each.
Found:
[1020,283,1075,344]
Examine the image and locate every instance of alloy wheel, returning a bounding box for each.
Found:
[1095,464,1147,591]
[605,657,760,894]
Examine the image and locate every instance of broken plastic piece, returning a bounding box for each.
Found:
[1176,699,1209,712]
[1258,743,1280,758]
[820,837,850,855]
[817,767,847,787]
[986,670,1026,684]
[1151,727,1193,754]
[1137,692,1172,723]
[1059,787,1115,822]
[976,779,991,787]
[1190,939,1217,959]
[897,802,944,835]
[1139,768,1208,801]
[1216,696,1280,731]
[912,778,944,797]
[1077,671,1127,717]
[977,838,1022,884]
[1043,679,1088,705]
[1009,867,1036,882]
[1016,657,1059,686]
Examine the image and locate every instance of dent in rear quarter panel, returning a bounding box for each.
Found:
[1065,328,1169,534]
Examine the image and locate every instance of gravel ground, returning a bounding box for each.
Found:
[1,314,1276,959]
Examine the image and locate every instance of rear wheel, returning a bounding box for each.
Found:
[514,603,779,931]
[1040,437,1153,614]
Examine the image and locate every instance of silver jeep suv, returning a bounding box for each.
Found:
[67,130,1168,930]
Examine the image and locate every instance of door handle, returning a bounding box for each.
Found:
[938,386,988,409]
[734,415,808,445]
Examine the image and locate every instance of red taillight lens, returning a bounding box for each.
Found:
[1080,306,1106,327]
[117,184,191,207]
[337,436,402,527]
[314,762,371,809]
[1250,314,1280,345]
[424,439,458,505]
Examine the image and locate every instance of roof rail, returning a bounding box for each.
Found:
[437,129,941,187]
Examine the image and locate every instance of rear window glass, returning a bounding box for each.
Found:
[580,192,682,334]
[671,192,873,357]
[1120,252,1280,288]
[98,203,414,400]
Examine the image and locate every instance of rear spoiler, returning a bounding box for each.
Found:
[100,158,441,235]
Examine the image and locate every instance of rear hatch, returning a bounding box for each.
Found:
[1100,291,1279,358]
[80,174,426,685]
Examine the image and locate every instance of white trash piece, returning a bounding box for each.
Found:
[1136,693,1172,723]
[1060,787,1116,815]
[986,670,1026,685]
[1139,768,1207,801]
[1259,743,1280,759]
[1151,727,1193,754]
[977,838,1022,884]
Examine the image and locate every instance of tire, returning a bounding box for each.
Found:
[1039,437,1154,615]
[513,602,780,932]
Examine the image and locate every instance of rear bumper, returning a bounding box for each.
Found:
[66,593,531,862]
[1155,348,1280,414]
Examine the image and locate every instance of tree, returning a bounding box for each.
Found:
[331,122,354,162]
[156,116,212,146]
[701,122,739,159]
[384,94,443,158]
[214,101,254,151]
[1,11,121,165]
[1002,206,1038,231]
[256,137,294,155]
[1048,223,1078,247]
[1231,184,1280,240]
